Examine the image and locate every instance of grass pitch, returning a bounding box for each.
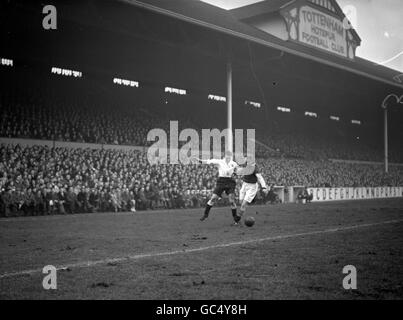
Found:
[1,198,403,299]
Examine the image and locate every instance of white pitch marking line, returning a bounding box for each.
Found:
[1,218,403,279]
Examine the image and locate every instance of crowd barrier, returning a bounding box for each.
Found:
[329,158,403,167]
[0,137,145,152]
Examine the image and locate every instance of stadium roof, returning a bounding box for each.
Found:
[2,0,402,126]
[122,0,403,90]
[231,0,300,18]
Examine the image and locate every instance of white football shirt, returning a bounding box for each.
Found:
[206,158,238,178]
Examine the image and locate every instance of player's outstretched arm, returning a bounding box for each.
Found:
[191,157,224,165]
[256,173,269,194]
[190,157,212,164]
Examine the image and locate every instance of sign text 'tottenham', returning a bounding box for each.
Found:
[299,6,347,57]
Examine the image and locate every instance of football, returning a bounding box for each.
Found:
[244,216,255,227]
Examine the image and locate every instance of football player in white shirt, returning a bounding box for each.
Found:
[193,151,240,224]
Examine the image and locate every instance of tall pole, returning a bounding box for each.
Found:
[227,60,233,153]
[381,93,403,173]
[384,107,388,173]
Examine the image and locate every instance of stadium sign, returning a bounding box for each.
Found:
[307,187,403,202]
[51,67,82,78]
[1,58,13,67]
[299,6,347,57]
[236,0,361,60]
[279,0,360,60]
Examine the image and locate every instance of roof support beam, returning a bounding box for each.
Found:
[227,60,233,153]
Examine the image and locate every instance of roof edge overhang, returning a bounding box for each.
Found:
[121,0,403,90]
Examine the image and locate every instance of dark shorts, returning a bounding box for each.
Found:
[213,177,236,197]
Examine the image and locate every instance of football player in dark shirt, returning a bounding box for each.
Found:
[236,156,269,220]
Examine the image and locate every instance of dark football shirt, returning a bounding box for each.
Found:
[242,164,258,184]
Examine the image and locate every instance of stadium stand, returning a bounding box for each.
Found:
[1,94,402,162]
[1,143,402,217]
[1,77,402,216]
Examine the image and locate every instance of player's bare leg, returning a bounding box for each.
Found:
[200,194,219,221]
[239,199,248,218]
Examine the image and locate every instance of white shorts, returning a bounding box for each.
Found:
[239,182,258,204]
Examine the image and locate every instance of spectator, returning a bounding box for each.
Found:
[297,187,313,203]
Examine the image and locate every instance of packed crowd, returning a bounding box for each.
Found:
[1,86,402,216]
[0,144,215,217]
[0,101,161,146]
[259,158,403,188]
[1,97,402,162]
[1,144,402,217]
[256,132,403,163]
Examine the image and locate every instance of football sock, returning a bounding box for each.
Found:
[232,208,241,223]
[204,204,212,216]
